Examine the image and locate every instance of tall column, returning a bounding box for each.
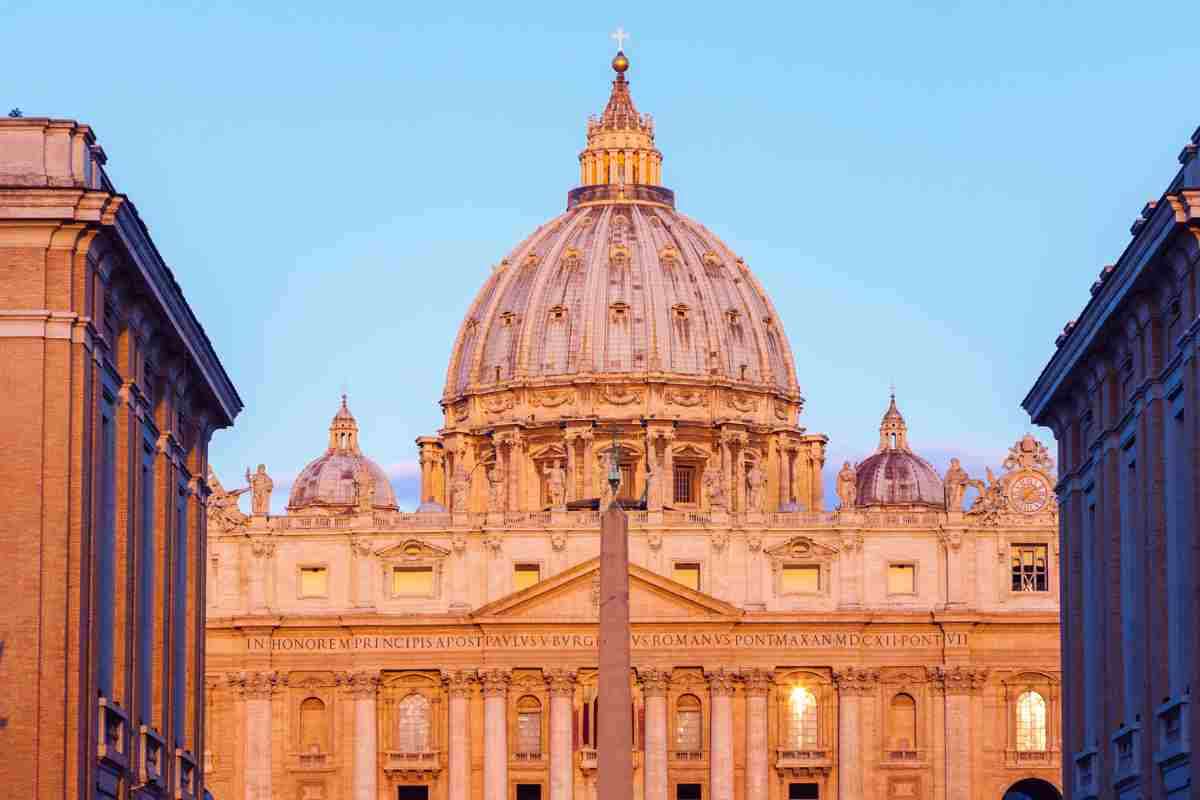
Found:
[247,536,275,612]
[746,535,764,609]
[833,668,875,800]
[565,433,578,503]
[930,666,986,799]
[581,430,595,499]
[481,669,511,800]
[640,669,670,800]
[343,671,380,800]
[707,669,737,800]
[445,671,476,800]
[548,670,577,800]
[231,671,282,800]
[743,670,772,800]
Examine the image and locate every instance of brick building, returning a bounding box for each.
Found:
[1023,127,1200,798]
[0,118,242,799]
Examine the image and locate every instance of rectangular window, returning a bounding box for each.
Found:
[137,445,156,722]
[173,484,189,744]
[96,398,117,698]
[675,710,701,751]
[517,711,542,754]
[299,566,328,598]
[514,563,541,592]
[673,465,696,504]
[887,563,916,595]
[392,566,434,597]
[672,562,701,591]
[782,564,821,594]
[619,463,636,500]
[1011,544,1048,592]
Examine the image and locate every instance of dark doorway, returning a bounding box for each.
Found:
[1002,778,1062,800]
[516,784,542,800]
[397,787,429,800]
[676,784,702,800]
[788,784,819,800]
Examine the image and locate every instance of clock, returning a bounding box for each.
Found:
[1008,473,1050,513]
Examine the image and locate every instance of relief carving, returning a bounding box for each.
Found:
[726,392,758,413]
[666,388,705,407]
[600,385,643,406]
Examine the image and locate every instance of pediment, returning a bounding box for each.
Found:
[472,558,742,622]
[765,535,839,561]
[375,538,450,561]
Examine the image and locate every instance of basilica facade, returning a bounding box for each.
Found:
[204,52,1063,800]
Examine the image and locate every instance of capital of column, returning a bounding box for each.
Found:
[338,670,381,697]
[926,665,988,695]
[479,668,511,698]
[443,669,477,697]
[833,667,879,696]
[484,534,503,554]
[228,670,286,699]
[937,528,964,552]
[546,668,577,697]
[741,668,774,697]
[638,668,671,697]
[250,536,276,559]
[706,668,739,697]
[350,536,373,558]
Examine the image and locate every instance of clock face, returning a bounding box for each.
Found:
[1009,474,1050,513]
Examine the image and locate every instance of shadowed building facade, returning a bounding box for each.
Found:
[0,119,242,799]
[1023,127,1200,799]
[205,54,1062,800]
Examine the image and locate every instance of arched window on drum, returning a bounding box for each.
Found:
[299,697,328,754]
[396,694,431,754]
[784,686,819,752]
[1016,690,1047,752]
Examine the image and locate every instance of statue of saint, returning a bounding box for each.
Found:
[450,463,470,512]
[353,461,376,512]
[703,466,727,511]
[943,457,970,511]
[207,467,248,532]
[544,460,566,509]
[245,464,273,516]
[835,461,857,509]
[746,462,766,511]
[486,464,506,511]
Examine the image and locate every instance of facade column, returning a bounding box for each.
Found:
[564,433,578,504]
[247,536,275,612]
[930,666,986,799]
[838,531,863,609]
[444,671,476,800]
[344,671,380,800]
[231,671,282,800]
[938,529,965,608]
[481,669,511,800]
[640,669,670,800]
[548,670,577,800]
[833,668,876,800]
[350,537,374,608]
[743,670,772,800]
[707,669,737,800]
[746,535,764,609]
[581,430,595,499]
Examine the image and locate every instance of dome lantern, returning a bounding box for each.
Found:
[328,394,361,454]
[577,49,664,195]
[878,391,909,451]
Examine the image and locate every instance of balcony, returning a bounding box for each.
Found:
[384,751,441,778]
[1005,748,1055,768]
[136,725,167,792]
[1154,695,1191,775]
[1073,747,1098,800]
[175,748,197,800]
[775,748,832,778]
[670,749,704,763]
[578,748,598,773]
[513,751,544,763]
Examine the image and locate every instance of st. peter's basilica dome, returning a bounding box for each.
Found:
[287,397,398,512]
[440,51,800,430]
[853,394,945,508]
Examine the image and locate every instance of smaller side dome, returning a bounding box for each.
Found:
[854,393,944,509]
[287,397,399,513]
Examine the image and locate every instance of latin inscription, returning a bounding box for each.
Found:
[245,630,966,652]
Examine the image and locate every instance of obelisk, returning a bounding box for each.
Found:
[597,464,632,798]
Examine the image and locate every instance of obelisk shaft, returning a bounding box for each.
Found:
[597,503,633,799]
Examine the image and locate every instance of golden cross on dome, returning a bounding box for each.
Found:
[611,26,629,52]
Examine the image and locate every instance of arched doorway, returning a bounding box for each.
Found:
[1002,778,1062,800]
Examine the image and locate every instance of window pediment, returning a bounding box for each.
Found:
[766,536,840,563]
[376,539,450,562]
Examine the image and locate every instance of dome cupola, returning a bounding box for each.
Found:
[287,396,399,513]
[853,393,944,509]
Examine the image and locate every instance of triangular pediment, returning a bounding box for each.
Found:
[765,535,839,561]
[375,539,450,560]
[472,558,742,622]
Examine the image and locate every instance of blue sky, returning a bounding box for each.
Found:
[7,1,1197,509]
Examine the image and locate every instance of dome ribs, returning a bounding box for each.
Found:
[516,209,586,379]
